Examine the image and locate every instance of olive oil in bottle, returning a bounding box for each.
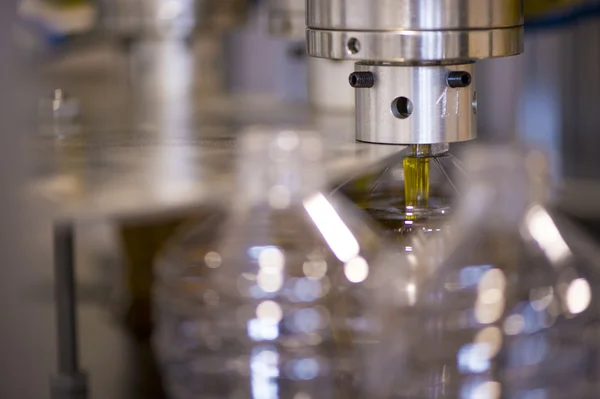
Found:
[340,144,462,242]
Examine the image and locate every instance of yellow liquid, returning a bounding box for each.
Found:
[339,145,454,241]
[46,0,90,6]
[403,155,431,219]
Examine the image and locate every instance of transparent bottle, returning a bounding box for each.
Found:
[339,144,464,242]
[153,129,393,399]
[407,147,600,399]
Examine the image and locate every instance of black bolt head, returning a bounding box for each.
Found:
[349,72,375,88]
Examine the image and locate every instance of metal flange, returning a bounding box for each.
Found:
[354,62,477,144]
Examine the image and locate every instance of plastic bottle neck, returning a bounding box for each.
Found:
[237,130,325,210]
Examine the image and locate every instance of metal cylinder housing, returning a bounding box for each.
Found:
[307,0,524,61]
[268,0,307,39]
[355,63,477,144]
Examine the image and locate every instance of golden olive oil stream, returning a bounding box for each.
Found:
[403,145,431,219]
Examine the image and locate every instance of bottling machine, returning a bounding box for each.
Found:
[305,1,525,233]
[306,0,524,145]
[46,1,527,399]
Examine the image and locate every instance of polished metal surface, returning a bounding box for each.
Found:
[308,58,355,112]
[268,1,354,111]
[306,0,523,145]
[307,0,524,61]
[307,0,523,30]
[99,0,248,41]
[307,28,524,62]
[32,99,400,220]
[23,36,402,221]
[355,62,477,144]
[268,0,306,39]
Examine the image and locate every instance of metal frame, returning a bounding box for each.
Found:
[50,222,89,399]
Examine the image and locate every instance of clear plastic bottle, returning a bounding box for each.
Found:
[153,128,393,399]
[340,144,464,242]
[407,147,600,399]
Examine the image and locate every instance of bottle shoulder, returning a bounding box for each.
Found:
[155,199,392,301]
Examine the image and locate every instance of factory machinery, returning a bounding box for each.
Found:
[47,2,525,399]
[306,0,524,147]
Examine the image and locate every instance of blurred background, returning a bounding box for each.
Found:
[2,0,600,398]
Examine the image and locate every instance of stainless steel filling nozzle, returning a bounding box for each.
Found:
[306,0,525,145]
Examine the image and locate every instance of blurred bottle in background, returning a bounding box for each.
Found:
[100,0,250,338]
[153,129,396,398]
[405,146,600,398]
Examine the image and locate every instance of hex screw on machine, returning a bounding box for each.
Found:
[349,72,375,88]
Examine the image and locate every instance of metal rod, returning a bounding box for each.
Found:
[51,221,88,399]
[54,222,79,374]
